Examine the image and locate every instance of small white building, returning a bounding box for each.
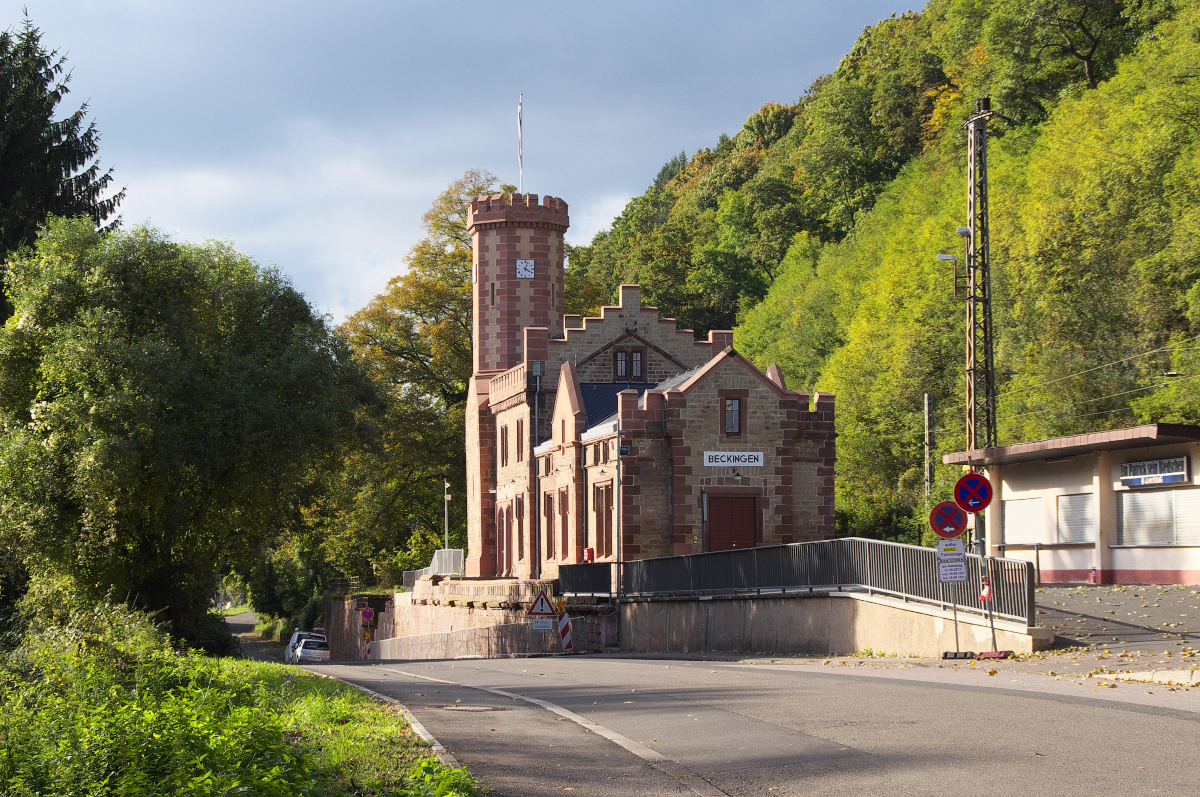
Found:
[944,423,1200,584]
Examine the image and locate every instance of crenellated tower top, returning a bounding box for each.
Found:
[469,193,570,373]
[467,193,569,234]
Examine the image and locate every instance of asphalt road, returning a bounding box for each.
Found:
[314,655,1200,797]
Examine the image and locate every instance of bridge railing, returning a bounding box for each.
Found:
[562,537,1035,628]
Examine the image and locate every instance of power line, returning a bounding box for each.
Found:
[996,336,1200,400]
[832,345,1200,440]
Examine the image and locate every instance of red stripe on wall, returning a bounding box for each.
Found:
[1040,569,1200,585]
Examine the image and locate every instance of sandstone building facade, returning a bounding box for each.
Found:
[464,192,837,580]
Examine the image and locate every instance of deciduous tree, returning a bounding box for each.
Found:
[0,217,370,641]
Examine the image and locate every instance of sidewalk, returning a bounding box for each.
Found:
[734,583,1198,691]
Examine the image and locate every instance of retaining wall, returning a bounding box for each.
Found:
[620,591,1052,657]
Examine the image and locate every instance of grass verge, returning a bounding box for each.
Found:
[0,601,477,796]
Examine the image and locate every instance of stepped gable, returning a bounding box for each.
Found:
[518,285,734,394]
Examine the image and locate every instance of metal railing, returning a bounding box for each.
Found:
[402,548,466,590]
[371,617,585,660]
[563,538,1035,627]
[558,563,616,595]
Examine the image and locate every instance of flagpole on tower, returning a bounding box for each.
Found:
[518,94,523,195]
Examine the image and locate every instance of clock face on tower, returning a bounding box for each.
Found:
[515,259,535,279]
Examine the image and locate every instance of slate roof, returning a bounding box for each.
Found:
[643,364,705,399]
[579,383,651,429]
[579,365,708,432]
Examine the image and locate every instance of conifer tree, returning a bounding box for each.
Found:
[0,18,123,265]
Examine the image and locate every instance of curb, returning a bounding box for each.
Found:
[310,672,461,768]
[1095,668,1200,687]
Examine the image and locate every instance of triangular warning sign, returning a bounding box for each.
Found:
[528,589,557,616]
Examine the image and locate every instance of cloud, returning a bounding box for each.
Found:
[8,0,917,321]
[568,195,634,247]
[117,119,481,321]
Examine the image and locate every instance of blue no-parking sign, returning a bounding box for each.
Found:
[929,500,967,539]
[954,473,993,513]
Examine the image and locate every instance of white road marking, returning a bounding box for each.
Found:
[382,666,729,797]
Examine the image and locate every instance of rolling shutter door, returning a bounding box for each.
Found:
[1117,491,1173,545]
[1056,493,1095,543]
[1173,489,1200,545]
[1002,497,1043,544]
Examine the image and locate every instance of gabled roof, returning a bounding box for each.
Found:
[644,364,705,398]
[669,347,797,399]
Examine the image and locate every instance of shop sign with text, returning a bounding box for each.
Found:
[1120,457,1190,487]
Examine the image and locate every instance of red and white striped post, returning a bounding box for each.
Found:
[557,613,573,652]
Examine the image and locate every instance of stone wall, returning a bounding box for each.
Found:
[527,285,732,398]
[378,578,616,655]
[465,373,501,577]
[322,593,393,661]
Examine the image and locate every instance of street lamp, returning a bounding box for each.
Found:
[443,479,451,550]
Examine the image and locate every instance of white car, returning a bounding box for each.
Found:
[294,638,330,664]
[284,631,327,664]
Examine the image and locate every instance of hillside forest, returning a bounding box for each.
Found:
[565,0,1200,542]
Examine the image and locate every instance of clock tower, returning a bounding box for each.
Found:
[464,192,569,577]
[467,193,568,372]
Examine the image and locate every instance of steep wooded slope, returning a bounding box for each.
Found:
[567,0,1198,539]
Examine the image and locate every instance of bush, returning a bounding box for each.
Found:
[0,600,476,796]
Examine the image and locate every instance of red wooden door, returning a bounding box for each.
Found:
[708,497,756,551]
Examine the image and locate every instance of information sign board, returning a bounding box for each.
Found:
[938,560,968,583]
[531,617,554,631]
[703,452,764,467]
[937,538,967,582]
[1120,456,1189,487]
[937,539,964,557]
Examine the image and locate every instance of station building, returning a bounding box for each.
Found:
[464,193,837,580]
[946,424,1200,584]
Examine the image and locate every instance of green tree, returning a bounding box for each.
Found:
[0,217,370,641]
[0,19,123,264]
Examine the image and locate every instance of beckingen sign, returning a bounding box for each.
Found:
[704,451,764,467]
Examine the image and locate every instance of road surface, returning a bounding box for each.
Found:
[313,655,1200,796]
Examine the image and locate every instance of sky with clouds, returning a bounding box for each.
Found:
[3,1,912,321]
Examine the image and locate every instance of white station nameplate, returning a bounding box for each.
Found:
[704,452,764,467]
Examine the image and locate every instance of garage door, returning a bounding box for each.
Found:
[708,497,756,551]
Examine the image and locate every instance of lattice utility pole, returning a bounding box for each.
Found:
[964,97,998,459]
